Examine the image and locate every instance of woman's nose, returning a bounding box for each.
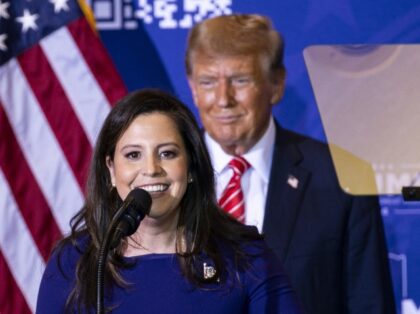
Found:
[142,156,162,176]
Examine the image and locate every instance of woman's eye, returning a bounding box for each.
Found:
[126,151,140,159]
[160,150,177,159]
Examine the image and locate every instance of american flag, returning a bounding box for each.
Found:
[0,0,127,312]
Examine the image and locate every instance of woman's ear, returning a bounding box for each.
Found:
[106,156,116,187]
[187,173,194,183]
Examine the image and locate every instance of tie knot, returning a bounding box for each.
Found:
[228,156,250,176]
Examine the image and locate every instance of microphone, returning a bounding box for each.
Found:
[96,188,151,314]
[110,188,152,249]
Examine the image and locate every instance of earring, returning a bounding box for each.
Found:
[188,177,194,183]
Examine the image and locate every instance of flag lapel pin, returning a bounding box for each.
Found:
[287,175,299,189]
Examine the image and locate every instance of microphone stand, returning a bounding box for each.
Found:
[95,188,151,314]
[96,204,130,314]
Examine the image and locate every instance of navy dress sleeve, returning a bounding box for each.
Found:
[36,242,79,314]
[242,243,304,314]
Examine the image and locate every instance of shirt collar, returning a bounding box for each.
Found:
[205,116,276,183]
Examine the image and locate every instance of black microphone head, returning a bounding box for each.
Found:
[115,188,152,239]
[108,188,152,250]
[127,188,152,216]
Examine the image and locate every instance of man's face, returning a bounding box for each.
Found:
[188,54,284,155]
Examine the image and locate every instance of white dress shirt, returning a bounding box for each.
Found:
[205,117,276,232]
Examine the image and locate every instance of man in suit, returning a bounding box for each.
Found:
[185,14,396,313]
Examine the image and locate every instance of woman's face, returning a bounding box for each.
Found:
[106,112,189,221]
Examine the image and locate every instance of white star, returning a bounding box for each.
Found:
[0,0,10,20]
[49,0,69,13]
[16,9,39,33]
[0,33,7,51]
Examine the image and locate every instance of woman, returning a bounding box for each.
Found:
[36,89,303,313]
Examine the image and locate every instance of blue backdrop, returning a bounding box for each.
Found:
[87,1,420,312]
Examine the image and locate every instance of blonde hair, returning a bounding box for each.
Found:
[185,14,285,81]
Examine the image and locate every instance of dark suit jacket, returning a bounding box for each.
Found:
[262,123,396,314]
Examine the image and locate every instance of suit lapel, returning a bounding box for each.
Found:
[263,123,310,262]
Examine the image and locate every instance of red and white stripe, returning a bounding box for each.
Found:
[218,157,251,223]
[0,17,127,314]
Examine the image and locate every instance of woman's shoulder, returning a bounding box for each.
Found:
[235,225,269,254]
[230,227,284,274]
[240,237,280,268]
[216,225,277,267]
[55,231,90,256]
[45,232,90,277]
[37,233,91,313]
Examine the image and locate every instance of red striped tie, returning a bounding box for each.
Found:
[219,156,251,223]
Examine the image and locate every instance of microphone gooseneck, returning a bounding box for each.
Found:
[96,188,152,314]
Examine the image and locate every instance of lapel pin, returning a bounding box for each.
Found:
[287,175,299,189]
[203,262,217,279]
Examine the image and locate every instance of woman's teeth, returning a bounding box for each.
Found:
[141,184,168,193]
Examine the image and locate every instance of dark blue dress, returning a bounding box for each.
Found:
[36,238,303,313]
